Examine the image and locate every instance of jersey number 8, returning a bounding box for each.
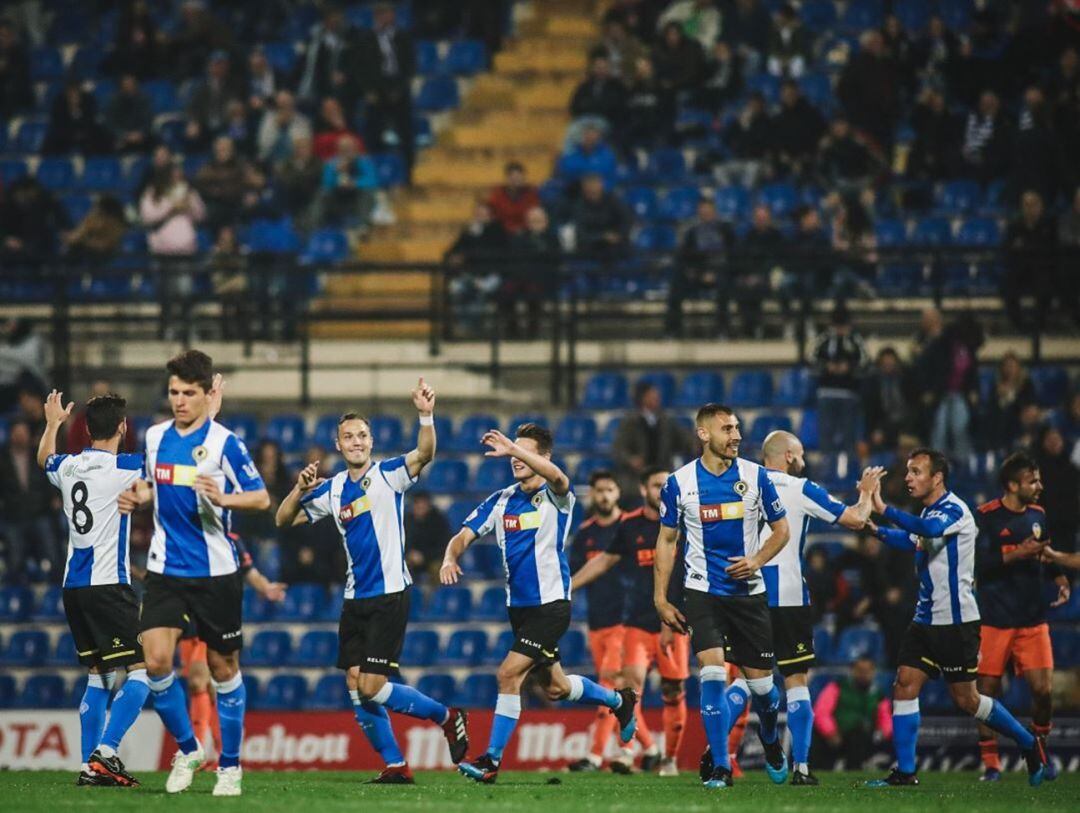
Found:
[72,481,95,534]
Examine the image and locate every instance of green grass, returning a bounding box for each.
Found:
[1,770,1075,812]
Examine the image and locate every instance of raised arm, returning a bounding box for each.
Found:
[275,462,325,527]
[404,377,436,478]
[654,524,687,632]
[439,526,478,585]
[482,429,571,495]
[571,551,622,591]
[881,504,954,537]
[836,466,885,531]
[37,390,74,468]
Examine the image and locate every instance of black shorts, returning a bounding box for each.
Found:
[683,590,774,671]
[898,620,980,684]
[140,571,244,653]
[508,600,571,665]
[337,588,410,674]
[770,605,816,676]
[64,585,143,669]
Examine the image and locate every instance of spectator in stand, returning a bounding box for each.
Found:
[61,195,126,262]
[171,0,234,80]
[204,225,249,340]
[235,440,290,541]
[105,73,153,153]
[925,314,984,463]
[257,89,313,165]
[862,347,913,453]
[1059,186,1080,325]
[906,86,960,185]
[569,173,631,260]
[246,46,280,115]
[960,89,1012,184]
[315,134,378,229]
[103,0,163,79]
[557,123,618,190]
[593,16,647,80]
[445,201,507,326]
[665,196,735,337]
[354,3,416,183]
[0,417,64,584]
[1060,392,1080,447]
[195,135,266,229]
[811,657,892,771]
[43,78,111,155]
[735,203,783,336]
[0,177,70,262]
[714,91,770,187]
[14,385,47,439]
[274,135,322,230]
[0,17,32,118]
[912,15,960,91]
[777,205,832,313]
[771,79,826,180]
[1035,426,1080,554]
[881,14,916,97]
[487,161,540,236]
[983,351,1036,450]
[298,4,362,116]
[837,29,899,152]
[722,0,771,75]
[1003,190,1057,330]
[603,0,663,45]
[185,50,243,152]
[63,381,137,455]
[136,143,174,198]
[804,547,837,622]
[218,98,257,157]
[1050,49,1080,188]
[696,40,743,110]
[813,302,868,453]
[313,96,365,161]
[827,192,878,299]
[0,319,46,413]
[404,491,451,581]
[612,379,694,503]
[658,0,720,52]
[652,21,705,98]
[818,116,878,195]
[568,50,627,144]
[766,3,810,79]
[621,55,675,152]
[1010,85,1060,208]
[501,205,560,337]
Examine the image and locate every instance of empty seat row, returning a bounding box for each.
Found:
[581,368,816,410]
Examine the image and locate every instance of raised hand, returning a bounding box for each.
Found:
[412,377,435,414]
[481,429,516,458]
[870,477,886,515]
[858,465,886,494]
[208,373,225,419]
[44,390,74,426]
[296,461,325,493]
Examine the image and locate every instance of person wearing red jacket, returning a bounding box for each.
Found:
[486,162,540,235]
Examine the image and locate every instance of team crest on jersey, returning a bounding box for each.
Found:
[1032,523,1043,540]
[532,493,544,507]
[734,480,748,496]
[192,445,208,463]
[361,476,372,490]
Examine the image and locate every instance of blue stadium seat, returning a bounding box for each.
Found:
[278,583,326,621]
[262,42,299,75]
[36,157,75,191]
[0,586,33,621]
[935,179,981,215]
[634,224,677,251]
[1030,366,1070,408]
[62,194,92,223]
[748,414,794,445]
[69,45,103,78]
[471,543,505,578]
[874,218,908,247]
[30,47,64,81]
[220,413,260,444]
[446,40,487,75]
[581,372,630,410]
[416,40,442,75]
[757,182,798,218]
[842,0,885,30]
[312,414,340,446]
[411,415,453,448]
[637,371,676,405]
[0,675,15,709]
[305,673,349,710]
[1047,589,1080,622]
[774,367,814,407]
[658,185,700,222]
[423,586,473,621]
[558,630,587,667]
[486,630,518,664]
[455,673,498,708]
[941,0,973,31]
[812,626,833,663]
[416,674,457,706]
[79,156,123,193]
[1052,629,1080,666]
[258,674,307,711]
[305,228,350,263]
[425,459,469,494]
[1002,674,1032,714]
[554,414,598,452]
[369,415,404,451]
[416,77,460,111]
[800,0,838,32]
[321,591,345,622]
[243,589,275,623]
[0,159,29,185]
[290,631,338,667]
[33,585,65,622]
[745,72,781,105]
[674,371,724,407]
[17,675,67,709]
[2,630,50,666]
[798,72,834,111]
[728,370,773,407]
[896,0,931,31]
[264,414,307,454]
[157,117,186,150]
[623,186,659,221]
[402,630,439,667]
[447,499,477,530]
[646,147,687,182]
[413,114,433,147]
[241,674,261,708]
[141,79,179,115]
[506,413,548,435]
[714,185,751,221]
[921,679,953,712]
[473,459,508,493]
[834,625,884,663]
[246,630,292,666]
[475,586,509,621]
[373,152,406,187]
[442,630,488,666]
[449,413,499,453]
[245,218,302,255]
[954,217,1001,246]
[15,119,48,153]
[911,216,952,245]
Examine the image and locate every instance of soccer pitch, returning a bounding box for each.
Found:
[2,771,1076,812]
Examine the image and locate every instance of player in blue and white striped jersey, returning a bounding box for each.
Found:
[865,447,1048,788]
[38,390,152,788]
[441,423,637,784]
[274,379,470,785]
[653,403,790,790]
[121,350,270,797]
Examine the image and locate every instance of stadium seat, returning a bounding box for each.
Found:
[798,72,835,111]
[558,630,587,668]
[896,0,931,31]
[417,674,457,706]
[416,77,459,111]
[240,674,262,708]
[278,583,326,621]
[369,415,404,451]
[954,217,1001,247]
[646,147,687,182]
[486,630,518,664]
[911,216,953,246]
[874,217,909,247]
[447,499,477,530]
[475,586,509,621]
[402,630,439,667]
[243,589,276,623]
[637,371,676,405]
[935,179,981,215]
[305,673,349,710]
[290,631,338,667]
[62,193,93,225]
[473,459,508,493]
[305,228,350,263]
[416,40,442,75]
[745,72,781,105]
[800,0,838,32]
[581,372,630,410]
[812,626,833,663]
[321,591,345,623]
[714,185,751,221]
[748,414,794,445]
[634,224,677,251]
[728,370,773,407]
[554,414,598,452]
[0,675,15,709]
[422,586,473,622]
[623,186,659,221]
[674,371,724,407]
[2,630,50,667]
[941,0,973,31]
[507,413,548,436]
[80,156,124,193]
[258,674,307,711]
[30,47,64,81]
[69,44,103,78]
[658,185,700,222]
[757,182,798,218]
[412,415,453,447]
[425,459,470,494]
[1047,589,1080,622]
[0,158,29,185]
[15,119,48,153]
[774,367,815,407]
[455,673,498,708]
[17,675,67,709]
[461,544,504,580]
[834,625,884,663]
[373,153,406,188]
[842,0,885,30]
[220,413,260,445]
[449,413,499,453]
[921,679,953,712]
[264,413,307,454]
[246,630,292,666]
[245,218,302,255]
[0,586,33,621]
[1030,366,1070,408]
[442,630,488,666]
[36,157,75,191]
[33,585,65,622]
[263,42,299,75]
[312,414,341,446]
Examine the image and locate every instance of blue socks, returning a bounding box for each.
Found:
[371,681,449,725]
[786,685,814,767]
[148,672,199,754]
[978,695,1036,751]
[100,669,150,752]
[487,694,521,761]
[724,677,749,735]
[214,672,247,769]
[351,690,406,766]
[892,698,920,773]
[747,676,781,745]
[566,674,621,708]
[79,673,112,762]
[700,666,731,769]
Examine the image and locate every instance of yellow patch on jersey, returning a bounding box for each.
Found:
[338,495,371,523]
